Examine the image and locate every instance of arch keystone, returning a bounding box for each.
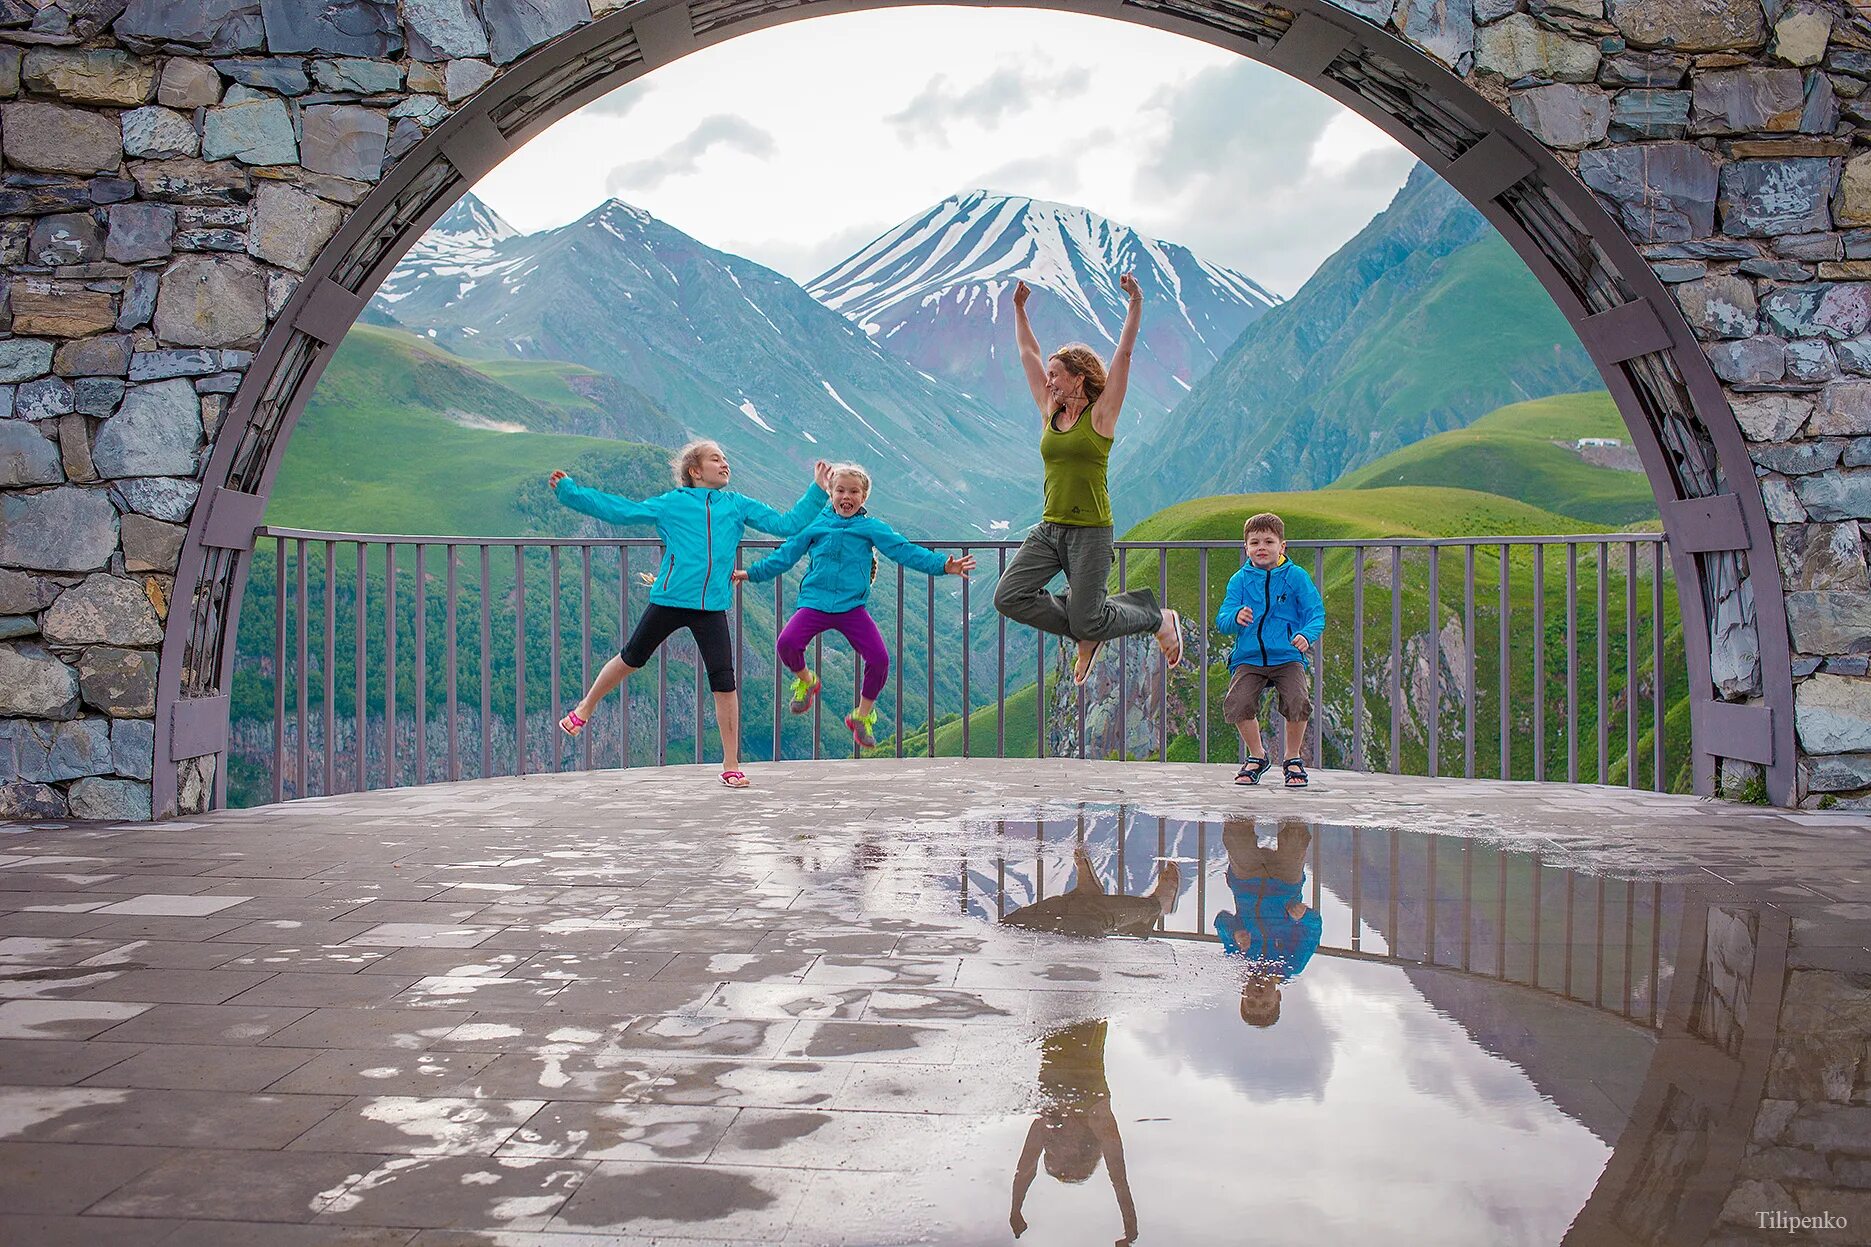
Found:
[634,3,697,67]
[1268,12,1355,79]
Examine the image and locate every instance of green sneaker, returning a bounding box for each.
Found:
[845,708,877,749]
[788,670,821,715]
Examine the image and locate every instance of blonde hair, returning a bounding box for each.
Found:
[1047,343,1107,418]
[671,439,724,487]
[828,462,871,495]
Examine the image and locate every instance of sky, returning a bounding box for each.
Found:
[470,7,1417,296]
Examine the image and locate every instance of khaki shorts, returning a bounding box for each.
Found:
[1225,662,1311,724]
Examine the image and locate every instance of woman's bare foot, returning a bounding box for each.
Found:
[1154,610,1184,666]
[1072,639,1103,685]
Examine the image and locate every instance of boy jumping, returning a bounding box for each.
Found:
[1215,512,1326,788]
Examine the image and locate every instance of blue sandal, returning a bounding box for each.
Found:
[1235,757,1269,786]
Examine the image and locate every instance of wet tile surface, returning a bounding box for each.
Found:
[0,759,1862,1244]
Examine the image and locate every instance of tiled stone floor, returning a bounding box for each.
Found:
[0,759,1865,1245]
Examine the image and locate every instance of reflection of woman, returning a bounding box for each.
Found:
[1010,1020,1138,1245]
[993,277,1184,685]
[1003,847,1175,1244]
[1218,820,1321,1028]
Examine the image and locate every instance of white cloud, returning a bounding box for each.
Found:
[468,8,1414,290]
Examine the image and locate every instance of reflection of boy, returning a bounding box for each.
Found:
[1216,820,1321,1027]
[1010,1019,1138,1244]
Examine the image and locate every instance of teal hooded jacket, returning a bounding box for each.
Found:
[1214,556,1326,670]
[554,478,828,612]
[744,508,949,613]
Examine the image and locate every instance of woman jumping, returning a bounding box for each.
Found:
[733,461,974,750]
[549,440,829,788]
[993,275,1183,685]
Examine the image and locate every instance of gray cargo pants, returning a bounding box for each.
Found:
[993,521,1162,642]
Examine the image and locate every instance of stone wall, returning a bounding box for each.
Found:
[0,0,1863,818]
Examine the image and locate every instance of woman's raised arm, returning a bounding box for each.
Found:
[1092,273,1142,438]
[1012,280,1049,418]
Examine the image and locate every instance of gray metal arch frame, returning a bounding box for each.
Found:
[153,0,1798,815]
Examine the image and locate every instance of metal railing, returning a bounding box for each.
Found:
[239,528,1680,806]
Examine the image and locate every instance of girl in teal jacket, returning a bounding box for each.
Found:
[732,463,974,749]
[550,440,829,788]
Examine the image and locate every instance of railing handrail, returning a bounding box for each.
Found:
[256,525,1668,550]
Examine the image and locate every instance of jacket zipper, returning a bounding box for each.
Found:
[660,554,676,593]
[1256,565,1272,666]
[701,493,715,602]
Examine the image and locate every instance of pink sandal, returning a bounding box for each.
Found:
[559,708,587,737]
[720,770,750,789]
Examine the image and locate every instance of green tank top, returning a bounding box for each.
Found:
[1040,410,1113,527]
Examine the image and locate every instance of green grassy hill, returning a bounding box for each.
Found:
[266,325,672,536]
[1329,392,1656,526]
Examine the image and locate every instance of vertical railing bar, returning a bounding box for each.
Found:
[478,546,490,781]
[1035,621,1046,759]
[295,538,308,800]
[1075,634,1087,762]
[1426,837,1438,966]
[997,547,1007,759]
[580,546,593,772]
[1652,542,1665,791]
[413,543,425,787]
[1426,543,1440,778]
[445,546,458,783]
[512,547,525,777]
[734,545,746,757]
[619,547,632,768]
[1622,878,1635,1017]
[1596,542,1609,784]
[355,542,367,793]
[1312,547,1325,769]
[549,546,561,775]
[1563,871,1576,999]
[1350,827,1363,952]
[1352,546,1365,772]
[1498,545,1510,782]
[322,540,335,798]
[812,634,824,760]
[1594,875,1607,1009]
[961,546,971,759]
[1463,545,1475,779]
[384,543,397,789]
[1117,546,1128,762]
[1386,829,1399,959]
[1626,542,1639,788]
[1388,545,1402,774]
[1198,548,1210,765]
[1196,821,1207,934]
[1533,544,1545,784]
[895,565,905,758]
[773,573,784,762]
[1310,823,1321,915]
[272,538,285,803]
[926,574,937,758]
[1460,840,1472,972]
[1649,880,1662,1024]
[693,597,705,769]
[1495,850,1507,980]
[1158,549,1170,763]
[656,637,667,767]
[1531,853,1544,990]
[1566,542,1578,785]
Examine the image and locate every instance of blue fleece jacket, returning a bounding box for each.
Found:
[1214,556,1326,670]
[1214,871,1322,978]
[744,507,949,613]
[554,478,828,612]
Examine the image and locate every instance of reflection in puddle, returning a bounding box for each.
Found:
[877,807,1714,1245]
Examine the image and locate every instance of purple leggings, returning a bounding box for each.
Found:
[778,607,890,701]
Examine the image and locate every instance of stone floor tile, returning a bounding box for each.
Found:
[0,1085,348,1149]
[261,1007,474,1052]
[354,948,532,979]
[70,967,275,1005]
[232,972,424,1008]
[266,1049,499,1097]
[0,1038,144,1085]
[632,1060,851,1110]
[775,1020,961,1065]
[546,1159,812,1239]
[79,1043,320,1092]
[88,1147,382,1222]
[496,1101,740,1162]
[92,1003,312,1045]
[288,1095,547,1156]
[0,1140,176,1212]
[314,1154,593,1230]
[159,1223,418,1245]
[0,936,128,966]
[0,1213,181,1245]
[77,939,264,970]
[347,924,502,950]
[687,984,873,1022]
[220,944,396,974]
[94,895,253,917]
[649,951,819,985]
[387,976,569,1011]
[0,999,151,1040]
[213,919,381,945]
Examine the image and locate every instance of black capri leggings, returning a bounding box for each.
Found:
[620,604,736,692]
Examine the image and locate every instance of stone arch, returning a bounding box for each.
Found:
[1,0,1847,818]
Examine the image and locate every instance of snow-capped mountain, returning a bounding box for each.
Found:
[808,190,1280,426]
[371,194,1040,532]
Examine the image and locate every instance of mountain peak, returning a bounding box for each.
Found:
[433,192,519,244]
